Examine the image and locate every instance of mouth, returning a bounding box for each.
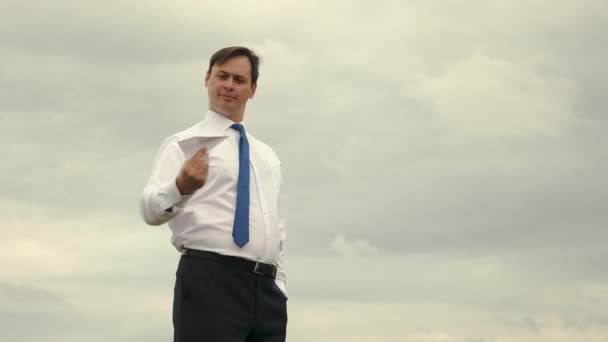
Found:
[220,94,236,101]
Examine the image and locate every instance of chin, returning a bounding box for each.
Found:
[214,107,237,117]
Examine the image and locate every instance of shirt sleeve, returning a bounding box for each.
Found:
[274,165,288,299]
[139,136,192,226]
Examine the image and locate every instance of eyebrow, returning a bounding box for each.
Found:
[216,70,248,80]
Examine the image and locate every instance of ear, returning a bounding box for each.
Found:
[249,83,257,99]
[204,71,210,87]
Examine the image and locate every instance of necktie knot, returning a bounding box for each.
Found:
[231,123,246,136]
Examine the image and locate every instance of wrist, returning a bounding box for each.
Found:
[175,176,189,195]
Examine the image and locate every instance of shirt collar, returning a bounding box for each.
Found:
[176,110,246,141]
[206,110,246,133]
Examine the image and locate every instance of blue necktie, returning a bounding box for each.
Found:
[231,123,250,247]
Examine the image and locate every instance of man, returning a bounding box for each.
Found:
[140,46,288,342]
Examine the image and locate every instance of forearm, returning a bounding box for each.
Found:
[274,214,288,298]
[140,136,189,226]
[140,179,191,225]
[275,250,287,298]
[274,168,288,298]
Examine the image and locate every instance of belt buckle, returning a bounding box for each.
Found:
[253,262,265,276]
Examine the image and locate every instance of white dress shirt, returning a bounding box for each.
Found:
[140,111,287,297]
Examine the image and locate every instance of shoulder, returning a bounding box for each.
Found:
[249,133,281,165]
[157,120,209,147]
[174,120,208,141]
[153,120,208,155]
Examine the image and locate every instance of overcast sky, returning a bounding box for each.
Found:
[1,0,607,341]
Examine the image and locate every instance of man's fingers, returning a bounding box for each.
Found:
[194,147,208,159]
[193,156,209,171]
[185,147,207,165]
[189,147,208,164]
[181,146,209,186]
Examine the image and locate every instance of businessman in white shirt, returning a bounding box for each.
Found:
[140,46,288,342]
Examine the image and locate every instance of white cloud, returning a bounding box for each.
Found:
[409,53,580,137]
[1,0,607,341]
[329,234,383,257]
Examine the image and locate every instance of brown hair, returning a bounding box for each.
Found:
[207,46,261,85]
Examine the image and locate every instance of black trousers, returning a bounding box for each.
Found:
[173,253,288,342]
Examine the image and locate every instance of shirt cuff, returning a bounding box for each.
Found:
[274,279,288,300]
[158,179,191,212]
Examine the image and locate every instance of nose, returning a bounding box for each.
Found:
[223,78,235,90]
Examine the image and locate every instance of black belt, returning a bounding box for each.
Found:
[184,249,277,279]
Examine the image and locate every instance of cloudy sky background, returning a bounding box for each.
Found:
[1,0,607,341]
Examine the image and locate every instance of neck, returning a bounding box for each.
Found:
[210,107,244,123]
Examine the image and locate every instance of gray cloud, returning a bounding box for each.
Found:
[2,0,608,341]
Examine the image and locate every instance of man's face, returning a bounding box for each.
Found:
[205,56,257,122]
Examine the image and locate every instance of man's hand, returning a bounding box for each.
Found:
[176,147,209,195]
